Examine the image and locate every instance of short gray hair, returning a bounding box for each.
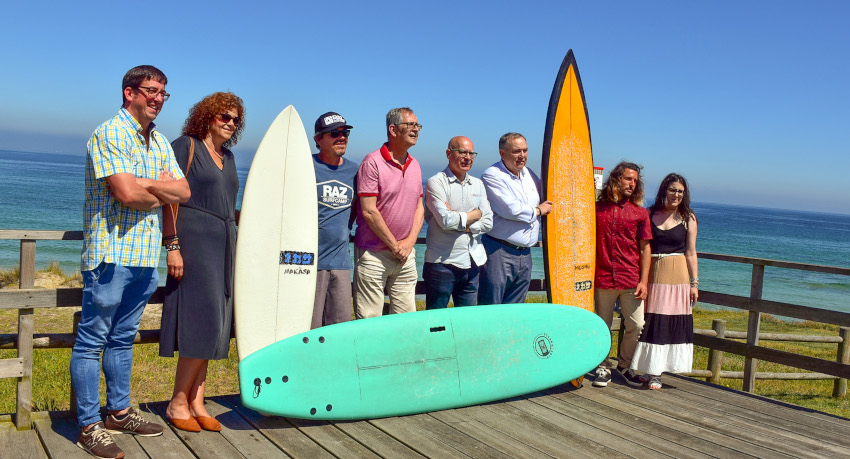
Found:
[386,107,414,136]
[498,132,525,151]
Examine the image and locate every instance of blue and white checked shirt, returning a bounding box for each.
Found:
[81,108,183,271]
[424,167,493,268]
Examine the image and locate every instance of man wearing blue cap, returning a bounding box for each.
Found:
[311,112,358,328]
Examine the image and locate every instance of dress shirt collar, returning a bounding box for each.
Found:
[443,166,471,185]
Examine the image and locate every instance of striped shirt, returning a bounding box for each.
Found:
[81,108,184,271]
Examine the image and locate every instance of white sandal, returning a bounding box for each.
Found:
[648,375,662,390]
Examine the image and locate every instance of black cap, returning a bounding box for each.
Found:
[314,112,353,135]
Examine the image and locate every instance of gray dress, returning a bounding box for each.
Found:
[159,136,239,360]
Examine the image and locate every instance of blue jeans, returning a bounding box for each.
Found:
[423,262,479,310]
[478,235,532,305]
[70,263,158,427]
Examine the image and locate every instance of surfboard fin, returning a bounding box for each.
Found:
[570,376,584,388]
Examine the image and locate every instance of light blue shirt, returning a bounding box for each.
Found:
[481,161,542,248]
[424,167,492,268]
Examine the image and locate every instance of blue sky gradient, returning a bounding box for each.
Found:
[2,1,848,213]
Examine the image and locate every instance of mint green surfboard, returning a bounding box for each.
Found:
[238,303,610,420]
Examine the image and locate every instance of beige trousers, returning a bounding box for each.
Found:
[353,247,418,319]
[595,288,645,368]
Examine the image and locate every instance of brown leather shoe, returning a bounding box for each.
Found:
[195,416,222,432]
[167,415,201,432]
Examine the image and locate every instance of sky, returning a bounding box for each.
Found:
[2,1,848,214]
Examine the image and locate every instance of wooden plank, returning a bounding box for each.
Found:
[16,308,33,430]
[697,252,850,276]
[664,375,850,433]
[597,381,813,458]
[109,431,149,458]
[150,403,244,458]
[285,417,380,459]
[332,419,425,458]
[0,358,24,378]
[204,399,303,458]
[834,327,850,396]
[427,409,552,459]
[394,412,515,459]
[19,240,36,289]
[33,415,96,459]
[505,396,679,458]
[656,382,850,453]
[225,396,330,458]
[698,290,850,326]
[546,386,744,458]
[368,415,469,458]
[135,403,196,459]
[463,402,629,458]
[0,230,83,240]
[530,388,714,459]
[0,287,166,309]
[694,334,850,378]
[573,384,788,458]
[0,421,48,458]
[743,265,764,392]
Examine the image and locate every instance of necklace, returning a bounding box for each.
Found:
[204,138,223,160]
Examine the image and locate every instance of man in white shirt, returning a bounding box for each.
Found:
[423,136,493,309]
[478,133,553,304]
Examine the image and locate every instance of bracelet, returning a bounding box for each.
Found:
[162,235,178,245]
[165,243,181,252]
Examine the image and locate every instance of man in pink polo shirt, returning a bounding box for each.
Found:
[354,107,425,318]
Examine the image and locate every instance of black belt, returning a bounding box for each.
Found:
[485,234,529,251]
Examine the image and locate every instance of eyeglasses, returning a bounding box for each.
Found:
[667,188,685,195]
[327,129,351,138]
[450,148,478,158]
[218,113,241,124]
[135,85,170,102]
[396,122,423,130]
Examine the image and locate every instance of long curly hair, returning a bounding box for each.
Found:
[182,92,245,148]
[649,173,695,223]
[598,161,645,205]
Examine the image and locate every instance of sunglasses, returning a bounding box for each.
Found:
[218,113,241,124]
[667,188,685,195]
[327,129,351,138]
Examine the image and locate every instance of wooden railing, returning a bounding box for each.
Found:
[1,230,849,430]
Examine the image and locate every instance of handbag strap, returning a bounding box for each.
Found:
[169,138,196,235]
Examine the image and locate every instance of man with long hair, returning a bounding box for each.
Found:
[592,161,651,388]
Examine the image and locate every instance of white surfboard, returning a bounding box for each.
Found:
[234,106,317,360]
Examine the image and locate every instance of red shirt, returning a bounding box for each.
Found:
[595,200,652,290]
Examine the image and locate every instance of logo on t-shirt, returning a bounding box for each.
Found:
[317,180,354,209]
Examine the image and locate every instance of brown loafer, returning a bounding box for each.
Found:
[167,415,201,432]
[194,416,222,432]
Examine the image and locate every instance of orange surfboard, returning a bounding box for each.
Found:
[542,49,596,313]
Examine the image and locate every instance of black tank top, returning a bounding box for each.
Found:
[650,216,687,254]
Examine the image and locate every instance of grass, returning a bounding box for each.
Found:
[0,279,847,419]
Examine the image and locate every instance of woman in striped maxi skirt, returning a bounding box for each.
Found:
[631,173,699,389]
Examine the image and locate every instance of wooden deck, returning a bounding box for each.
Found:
[2,374,848,458]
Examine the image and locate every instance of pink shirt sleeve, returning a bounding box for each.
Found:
[357,155,379,196]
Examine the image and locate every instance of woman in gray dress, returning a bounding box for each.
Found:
[159,92,244,432]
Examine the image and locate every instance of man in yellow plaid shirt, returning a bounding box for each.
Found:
[72,65,190,459]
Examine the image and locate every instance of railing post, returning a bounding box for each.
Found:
[707,319,726,384]
[834,327,850,397]
[16,239,36,430]
[743,264,764,393]
[70,311,82,413]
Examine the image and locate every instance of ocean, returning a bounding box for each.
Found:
[2,149,850,315]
